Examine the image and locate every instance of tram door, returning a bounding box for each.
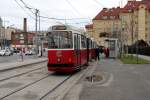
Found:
[74,34,81,67]
[86,38,89,63]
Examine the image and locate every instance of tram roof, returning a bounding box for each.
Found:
[48,24,85,33]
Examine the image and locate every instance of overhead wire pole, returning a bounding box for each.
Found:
[38,10,43,57]
[25,6,40,56]
[35,9,39,55]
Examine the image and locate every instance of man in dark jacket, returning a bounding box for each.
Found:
[95,47,100,60]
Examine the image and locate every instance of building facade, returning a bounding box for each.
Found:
[0,17,2,27]
[11,31,35,49]
[85,24,93,37]
[86,0,150,46]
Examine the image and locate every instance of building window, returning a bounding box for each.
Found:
[145,28,147,31]
[15,35,19,39]
[110,16,115,19]
[20,34,24,39]
[145,21,147,24]
[99,32,109,37]
[103,16,107,19]
[28,40,33,45]
[20,34,23,37]
[20,40,24,44]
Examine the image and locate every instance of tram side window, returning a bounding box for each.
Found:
[92,42,94,49]
[60,32,72,48]
[89,40,92,49]
[74,35,77,49]
[77,35,80,49]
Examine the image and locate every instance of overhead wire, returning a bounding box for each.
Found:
[14,0,35,19]
[65,0,82,17]
[15,0,92,27]
[40,15,91,20]
[19,0,35,14]
[19,0,91,21]
[94,0,106,8]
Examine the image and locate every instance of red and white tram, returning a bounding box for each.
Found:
[47,25,96,73]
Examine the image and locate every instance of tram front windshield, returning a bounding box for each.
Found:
[48,31,73,49]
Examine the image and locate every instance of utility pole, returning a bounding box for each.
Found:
[25,6,40,56]
[35,9,39,55]
[38,11,43,57]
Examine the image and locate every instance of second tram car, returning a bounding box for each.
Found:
[47,25,97,73]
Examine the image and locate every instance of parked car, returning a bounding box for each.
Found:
[13,49,20,54]
[25,50,35,55]
[0,49,12,56]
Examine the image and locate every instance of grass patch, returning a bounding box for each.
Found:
[120,55,150,64]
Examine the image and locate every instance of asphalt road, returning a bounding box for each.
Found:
[0,52,47,63]
[64,59,150,100]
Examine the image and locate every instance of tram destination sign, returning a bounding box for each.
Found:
[52,25,67,30]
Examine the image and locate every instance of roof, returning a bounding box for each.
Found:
[93,0,150,20]
[124,0,150,10]
[85,24,93,29]
[124,1,141,10]
[93,7,121,20]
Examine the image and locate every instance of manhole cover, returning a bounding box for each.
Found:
[85,74,103,83]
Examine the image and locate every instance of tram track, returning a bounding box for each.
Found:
[39,74,73,100]
[0,61,46,72]
[0,62,46,82]
[0,72,72,100]
[1,72,73,100]
[1,63,95,100]
[0,67,44,82]
[0,62,96,100]
[0,75,49,100]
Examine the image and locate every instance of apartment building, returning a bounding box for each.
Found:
[93,7,121,46]
[86,0,150,46]
[85,24,93,37]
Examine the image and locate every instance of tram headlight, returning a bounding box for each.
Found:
[57,58,61,62]
[48,58,50,62]
[68,57,72,63]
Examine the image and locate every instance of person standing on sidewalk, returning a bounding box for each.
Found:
[106,48,109,58]
[95,47,100,61]
[19,49,23,62]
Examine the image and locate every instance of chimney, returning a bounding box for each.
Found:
[23,18,27,32]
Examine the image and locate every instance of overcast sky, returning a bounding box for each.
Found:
[0,0,128,31]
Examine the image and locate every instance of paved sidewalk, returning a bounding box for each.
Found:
[64,58,150,100]
[0,57,47,71]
